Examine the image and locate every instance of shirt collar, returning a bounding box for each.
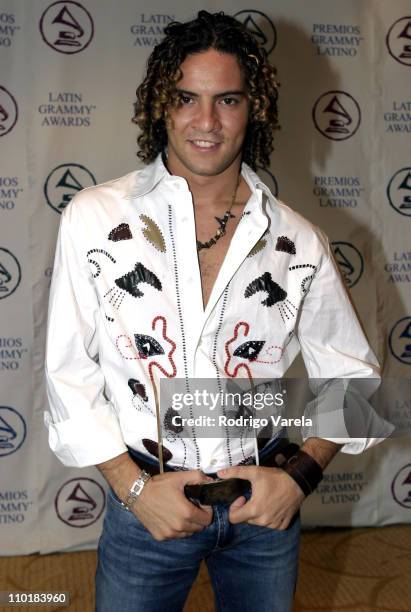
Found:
[126,152,277,207]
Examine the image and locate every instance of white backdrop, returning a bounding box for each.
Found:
[0,0,410,555]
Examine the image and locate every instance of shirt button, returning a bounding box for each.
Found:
[210,459,217,465]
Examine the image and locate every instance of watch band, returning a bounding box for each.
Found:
[121,470,151,511]
[281,449,323,497]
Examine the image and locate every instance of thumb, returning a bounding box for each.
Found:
[230,495,247,509]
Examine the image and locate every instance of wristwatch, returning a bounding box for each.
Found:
[120,470,151,511]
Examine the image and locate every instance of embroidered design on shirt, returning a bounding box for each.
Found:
[233,340,265,361]
[140,214,166,253]
[248,238,267,258]
[128,378,154,416]
[104,263,161,316]
[244,272,297,323]
[142,438,173,463]
[108,223,133,242]
[164,407,184,434]
[225,322,284,379]
[134,334,164,358]
[276,236,296,255]
[128,378,148,401]
[289,264,317,294]
[86,248,116,278]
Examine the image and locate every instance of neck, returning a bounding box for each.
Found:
[165,151,243,207]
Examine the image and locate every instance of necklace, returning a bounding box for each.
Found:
[196,175,240,252]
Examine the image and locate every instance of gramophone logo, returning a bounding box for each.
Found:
[312,91,361,141]
[233,10,277,55]
[331,241,364,288]
[386,17,411,67]
[55,478,106,527]
[39,0,94,54]
[0,406,27,457]
[387,167,411,217]
[389,317,411,365]
[44,163,96,214]
[256,166,279,198]
[0,86,18,137]
[391,464,411,508]
[0,248,21,300]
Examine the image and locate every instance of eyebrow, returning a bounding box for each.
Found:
[176,88,246,99]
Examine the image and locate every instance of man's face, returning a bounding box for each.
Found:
[166,48,249,177]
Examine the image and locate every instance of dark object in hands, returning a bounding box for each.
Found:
[184,478,251,505]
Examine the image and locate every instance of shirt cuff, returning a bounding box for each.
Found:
[44,405,128,467]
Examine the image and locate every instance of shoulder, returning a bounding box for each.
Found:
[272,197,329,252]
[61,168,143,222]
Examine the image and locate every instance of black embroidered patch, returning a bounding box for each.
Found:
[134,334,164,358]
[276,236,296,255]
[244,272,287,306]
[142,438,173,462]
[108,223,133,242]
[128,378,148,401]
[164,407,184,434]
[233,340,265,361]
[115,262,162,298]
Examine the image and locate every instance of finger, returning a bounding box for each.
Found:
[228,504,255,524]
[217,466,257,480]
[180,470,215,485]
[230,495,247,509]
[188,504,213,527]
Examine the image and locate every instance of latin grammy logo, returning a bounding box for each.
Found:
[333,246,354,282]
[398,171,411,210]
[54,169,84,209]
[0,104,8,130]
[52,5,84,47]
[0,261,12,293]
[400,470,411,504]
[398,19,411,59]
[66,483,97,521]
[399,321,411,360]
[323,96,352,134]
[243,15,267,47]
[0,415,16,449]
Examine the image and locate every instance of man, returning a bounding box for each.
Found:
[45,11,383,612]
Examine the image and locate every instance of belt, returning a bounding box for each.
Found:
[127,439,300,505]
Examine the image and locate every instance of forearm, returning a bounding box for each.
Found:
[96,451,142,502]
[300,437,343,470]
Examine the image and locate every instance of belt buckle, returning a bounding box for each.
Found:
[184,477,251,506]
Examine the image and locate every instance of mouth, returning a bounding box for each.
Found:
[189,139,222,151]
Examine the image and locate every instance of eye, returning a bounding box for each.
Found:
[233,340,265,361]
[179,93,194,105]
[221,97,238,106]
[134,334,164,358]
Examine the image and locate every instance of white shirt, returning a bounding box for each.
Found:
[44,154,384,471]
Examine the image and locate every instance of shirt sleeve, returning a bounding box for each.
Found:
[44,198,128,467]
[296,235,393,454]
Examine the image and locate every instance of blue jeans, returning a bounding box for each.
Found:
[95,449,300,611]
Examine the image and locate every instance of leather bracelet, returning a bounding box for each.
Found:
[281,450,323,497]
[120,470,151,511]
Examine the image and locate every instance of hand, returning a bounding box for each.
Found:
[131,470,214,541]
[217,466,305,530]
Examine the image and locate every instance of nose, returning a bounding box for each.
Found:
[193,101,221,133]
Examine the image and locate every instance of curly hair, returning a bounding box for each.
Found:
[132,10,280,170]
